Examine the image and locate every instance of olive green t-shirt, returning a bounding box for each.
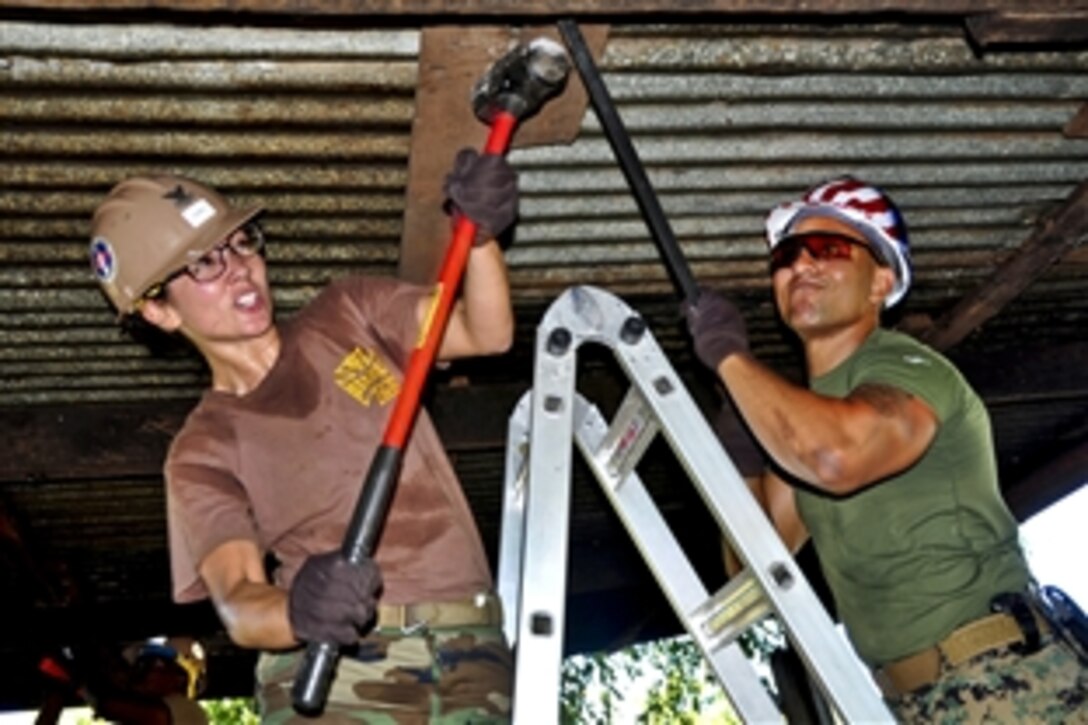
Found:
[797,328,1029,666]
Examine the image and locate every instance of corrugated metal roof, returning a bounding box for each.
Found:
[2,18,1087,408]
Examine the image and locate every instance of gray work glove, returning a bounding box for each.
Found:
[684,288,750,371]
[443,147,519,245]
[288,551,382,646]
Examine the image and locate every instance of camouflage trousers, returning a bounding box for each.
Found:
[890,637,1088,724]
[255,625,512,724]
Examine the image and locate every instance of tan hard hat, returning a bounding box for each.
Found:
[89,175,264,314]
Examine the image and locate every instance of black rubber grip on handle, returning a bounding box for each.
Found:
[340,445,403,565]
[558,19,699,305]
[291,445,403,714]
[291,641,339,716]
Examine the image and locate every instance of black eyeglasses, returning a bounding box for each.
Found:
[769,231,886,274]
[143,222,265,300]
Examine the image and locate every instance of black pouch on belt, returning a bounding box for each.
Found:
[990,591,1042,655]
[1036,585,1088,665]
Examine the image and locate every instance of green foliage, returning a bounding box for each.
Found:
[561,618,784,723]
[561,635,722,723]
[639,637,715,723]
[738,618,786,664]
[560,649,641,723]
[55,698,259,724]
[201,697,260,724]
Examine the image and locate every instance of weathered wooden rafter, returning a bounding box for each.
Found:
[3,350,1085,513]
[920,180,1088,352]
[965,10,1088,46]
[1067,104,1088,138]
[0,0,1083,18]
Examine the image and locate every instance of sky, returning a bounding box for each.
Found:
[1019,483,1088,605]
[2,485,1085,724]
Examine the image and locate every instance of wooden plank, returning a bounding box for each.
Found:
[397,24,606,284]
[1066,103,1088,138]
[0,0,1081,16]
[920,181,1088,352]
[965,11,1088,46]
[0,370,636,480]
[1,403,187,483]
[5,359,1087,520]
[0,384,523,483]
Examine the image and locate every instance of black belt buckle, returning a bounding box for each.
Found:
[990,592,1041,655]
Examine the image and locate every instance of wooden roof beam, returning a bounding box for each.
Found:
[920,181,1088,352]
[966,11,1088,47]
[1,0,1082,17]
[1066,104,1088,138]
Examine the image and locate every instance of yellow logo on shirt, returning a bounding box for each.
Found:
[334,347,400,406]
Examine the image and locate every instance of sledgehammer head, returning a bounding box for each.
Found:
[472,37,571,124]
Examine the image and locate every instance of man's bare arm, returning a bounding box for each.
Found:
[719,354,938,495]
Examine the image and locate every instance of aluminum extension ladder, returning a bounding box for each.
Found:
[496,285,892,723]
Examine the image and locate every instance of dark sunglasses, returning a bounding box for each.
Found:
[770,231,886,274]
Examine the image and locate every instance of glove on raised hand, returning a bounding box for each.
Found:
[443,147,519,245]
[684,288,749,371]
[288,550,382,646]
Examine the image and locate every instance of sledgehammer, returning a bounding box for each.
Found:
[292,37,570,715]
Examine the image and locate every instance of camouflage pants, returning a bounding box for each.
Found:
[890,637,1088,724]
[255,625,512,724]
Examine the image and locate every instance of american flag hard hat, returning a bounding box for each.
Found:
[765,176,912,308]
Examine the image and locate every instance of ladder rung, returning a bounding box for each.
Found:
[692,568,772,654]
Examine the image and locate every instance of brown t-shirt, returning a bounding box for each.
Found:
[165,276,493,606]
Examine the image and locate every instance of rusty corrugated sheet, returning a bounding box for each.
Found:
[2,19,1088,406]
[1,21,422,404]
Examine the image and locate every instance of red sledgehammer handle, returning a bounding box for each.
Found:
[291,110,519,715]
[385,111,517,448]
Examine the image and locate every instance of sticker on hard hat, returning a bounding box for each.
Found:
[163,184,217,228]
[90,237,116,283]
[180,197,217,228]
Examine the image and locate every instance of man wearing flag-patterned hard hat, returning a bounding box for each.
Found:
[686,177,1087,722]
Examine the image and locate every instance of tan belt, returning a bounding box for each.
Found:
[375,592,503,632]
[874,610,1049,698]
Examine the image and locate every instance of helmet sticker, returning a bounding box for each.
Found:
[163,184,217,228]
[181,198,216,228]
[90,237,116,283]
